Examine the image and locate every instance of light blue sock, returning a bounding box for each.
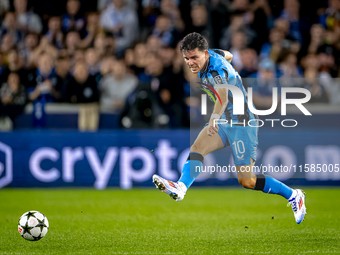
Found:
[178,152,203,189]
[262,175,293,200]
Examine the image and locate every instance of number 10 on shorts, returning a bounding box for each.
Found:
[232,140,245,159]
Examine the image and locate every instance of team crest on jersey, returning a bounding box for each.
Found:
[213,75,223,85]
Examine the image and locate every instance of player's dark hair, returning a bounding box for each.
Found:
[180,32,208,53]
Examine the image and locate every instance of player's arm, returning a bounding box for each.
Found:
[207,87,228,136]
[212,49,233,63]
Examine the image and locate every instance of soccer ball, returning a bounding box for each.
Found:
[18,211,49,241]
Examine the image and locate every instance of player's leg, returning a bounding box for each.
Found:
[228,125,293,198]
[232,125,295,198]
[235,159,256,189]
[231,126,306,223]
[236,163,307,223]
[177,125,225,188]
[153,125,224,201]
[235,160,294,200]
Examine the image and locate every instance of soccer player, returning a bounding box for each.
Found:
[152,32,307,224]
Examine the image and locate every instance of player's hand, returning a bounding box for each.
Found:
[223,50,233,63]
[207,118,219,136]
[1,95,12,104]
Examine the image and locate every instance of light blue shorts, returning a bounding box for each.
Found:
[217,122,258,166]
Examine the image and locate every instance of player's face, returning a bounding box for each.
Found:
[183,48,208,74]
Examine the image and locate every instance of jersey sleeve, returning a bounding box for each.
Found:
[212,49,225,57]
[206,67,237,87]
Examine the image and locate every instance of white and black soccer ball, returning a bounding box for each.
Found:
[18,211,49,241]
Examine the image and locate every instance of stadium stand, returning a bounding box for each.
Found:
[0,0,339,130]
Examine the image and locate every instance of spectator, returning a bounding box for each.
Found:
[64,31,80,58]
[302,68,329,103]
[250,59,280,111]
[71,49,85,68]
[0,0,9,17]
[279,0,311,47]
[318,0,340,32]
[160,0,184,33]
[230,0,250,12]
[158,46,175,75]
[249,0,273,51]
[317,45,338,78]
[239,48,258,78]
[14,0,42,34]
[219,10,257,50]
[93,33,106,59]
[277,51,303,87]
[99,55,116,76]
[324,29,338,47]
[141,0,161,28]
[0,12,25,45]
[63,62,99,104]
[103,35,115,56]
[56,56,70,80]
[317,45,338,94]
[301,54,320,71]
[229,31,247,71]
[30,36,58,67]
[78,12,102,49]
[100,59,138,111]
[2,48,27,86]
[157,46,184,93]
[138,52,161,83]
[152,15,176,47]
[185,3,213,47]
[0,34,15,60]
[0,51,6,85]
[63,62,100,131]
[55,56,71,101]
[274,18,301,55]
[127,43,147,77]
[0,0,338,130]
[61,0,85,35]
[19,32,39,68]
[6,48,24,71]
[86,12,101,37]
[28,52,61,102]
[85,48,100,76]
[98,0,113,12]
[98,0,137,12]
[182,64,200,127]
[119,53,173,129]
[210,0,230,47]
[259,28,284,61]
[92,33,115,60]
[100,0,139,53]
[229,0,271,50]
[279,0,301,41]
[45,16,64,50]
[307,24,325,54]
[172,40,185,74]
[0,72,26,129]
[143,53,186,127]
[146,35,161,53]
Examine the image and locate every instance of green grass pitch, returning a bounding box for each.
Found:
[0,188,339,254]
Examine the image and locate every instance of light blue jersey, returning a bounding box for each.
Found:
[198,49,256,125]
[199,49,258,165]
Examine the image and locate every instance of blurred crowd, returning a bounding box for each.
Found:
[0,0,339,130]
